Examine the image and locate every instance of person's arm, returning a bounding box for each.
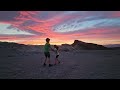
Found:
[50,47,54,51]
[49,44,54,51]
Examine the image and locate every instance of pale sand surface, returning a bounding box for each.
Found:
[0,49,120,79]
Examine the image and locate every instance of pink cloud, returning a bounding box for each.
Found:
[0,11,120,45]
[110,12,120,17]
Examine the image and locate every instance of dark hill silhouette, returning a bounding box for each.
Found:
[0,40,109,53]
[71,40,108,50]
[60,40,108,51]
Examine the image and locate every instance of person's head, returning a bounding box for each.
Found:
[46,38,50,43]
[54,45,59,50]
[54,45,56,48]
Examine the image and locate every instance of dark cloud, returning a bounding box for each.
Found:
[20,20,41,27]
[35,11,65,20]
[25,29,44,36]
[0,11,19,21]
[0,34,34,37]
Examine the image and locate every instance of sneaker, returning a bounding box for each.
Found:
[49,64,53,67]
[43,63,46,66]
[58,61,60,64]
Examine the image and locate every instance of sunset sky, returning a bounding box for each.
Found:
[0,11,120,45]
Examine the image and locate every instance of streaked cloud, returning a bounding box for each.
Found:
[0,11,120,45]
[0,23,35,35]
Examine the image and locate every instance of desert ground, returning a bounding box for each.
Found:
[0,48,120,79]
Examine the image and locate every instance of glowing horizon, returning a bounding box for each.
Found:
[0,11,120,45]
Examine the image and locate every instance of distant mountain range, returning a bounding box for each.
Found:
[104,44,120,48]
[0,42,42,52]
[1,40,119,52]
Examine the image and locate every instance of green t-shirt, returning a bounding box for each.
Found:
[44,43,50,52]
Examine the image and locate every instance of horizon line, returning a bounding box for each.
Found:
[0,41,119,46]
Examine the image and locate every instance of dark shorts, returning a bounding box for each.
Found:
[44,52,50,58]
[56,55,59,58]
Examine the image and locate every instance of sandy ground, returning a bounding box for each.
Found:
[0,50,120,79]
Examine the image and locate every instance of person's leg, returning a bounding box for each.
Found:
[48,58,52,67]
[44,57,47,65]
[43,52,47,66]
[48,57,50,64]
[56,55,60,64]
[47,52,52,67]
[54,55,58,65]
